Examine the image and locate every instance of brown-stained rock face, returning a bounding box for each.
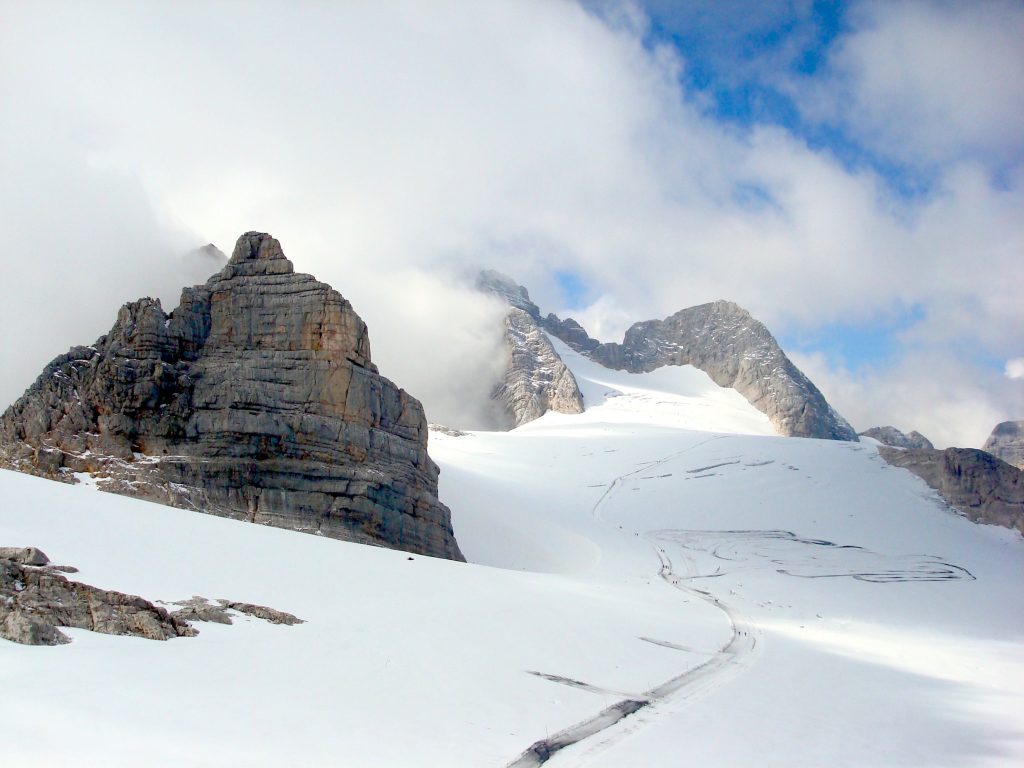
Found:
[0,550,305,646]
[1,557,196,645]
[0,232,463,561]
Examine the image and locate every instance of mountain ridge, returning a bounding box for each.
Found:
[479,271,857,441]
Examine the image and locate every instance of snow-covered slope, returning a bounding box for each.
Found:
[2,334,1022,767]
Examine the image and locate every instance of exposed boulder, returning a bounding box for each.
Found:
[0,232,463,561]
[0,547,50,566]
[169,596,303,626]
[879,447,1024,533]
[860,426,934,450]
[982,421,1024,470]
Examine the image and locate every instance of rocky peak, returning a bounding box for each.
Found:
[476,273,855,440]
[495,308,585,426]
[0,232,463,560]
[983,421,1024,470]
[587,300,858,441]
[477,269,541,319]
[476,271,585,427]
[230,231,288,263]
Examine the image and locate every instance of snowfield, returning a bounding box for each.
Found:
[2,336,1023,767]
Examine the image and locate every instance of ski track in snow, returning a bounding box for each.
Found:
[506,439,761,767]
[6,332,1020,768]
[505,438,977,766]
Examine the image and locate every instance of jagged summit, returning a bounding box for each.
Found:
[476,269,541,318]
[582,300,857,441]
[479,272,857,441]
[478,269,585,427]
[0,232,463,560]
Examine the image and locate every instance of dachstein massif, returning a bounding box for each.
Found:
[1,233,1022,768]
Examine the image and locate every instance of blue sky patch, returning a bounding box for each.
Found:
[780,305,927,370]
[555,269,590,309]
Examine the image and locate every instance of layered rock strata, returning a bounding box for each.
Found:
[548,300,856,441]
[0,232,463,560]
[477,271,585,427]
[983,421,1024,470]
[860,426,934,450]
[879,447,1024,533]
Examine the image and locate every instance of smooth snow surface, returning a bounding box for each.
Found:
[2,334,1023,767]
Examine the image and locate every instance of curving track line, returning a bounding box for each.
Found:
[505,439,761,767]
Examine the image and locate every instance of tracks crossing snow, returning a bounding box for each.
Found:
[505,439,761,767]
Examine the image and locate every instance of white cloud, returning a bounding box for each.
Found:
[0,0,1020,442]
[805,0,1024,167]
[1007,359,1024,380]
[791,349,1024,449]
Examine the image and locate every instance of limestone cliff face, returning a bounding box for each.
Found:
[860,426,934,450]
[0,232,463,561]
[983,421,1024,470]
[576,301,857,441]
[494,309,585,426]
[476,271,585,427]
[879,446,1024,534]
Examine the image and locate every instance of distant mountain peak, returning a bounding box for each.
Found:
[477,272,857,441]
[983,420,1024,469]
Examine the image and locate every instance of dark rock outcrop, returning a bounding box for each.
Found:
[477,271,585,427]
[1,550,305,646]
[0,232,463,560]
[584,301,857,441]
[879,447,1024,533]
[1,556,196,645]
[860,426,934,450]
[983,421,1024,470]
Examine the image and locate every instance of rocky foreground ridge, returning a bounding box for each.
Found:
[479,271,855,441]
[0,233,463,560]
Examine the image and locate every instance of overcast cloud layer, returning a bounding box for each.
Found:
[1,0,1021,444]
